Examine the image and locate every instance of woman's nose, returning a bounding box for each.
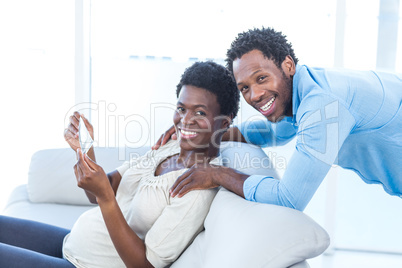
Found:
[181,112,195,125]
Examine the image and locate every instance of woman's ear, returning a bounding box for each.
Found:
[222,114,233,129]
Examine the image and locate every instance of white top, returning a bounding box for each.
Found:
[63,140,220,268]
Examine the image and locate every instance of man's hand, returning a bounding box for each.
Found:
[170,164,220,197]
[64,111,94,152]
[170,164,249,198]
[74,148,114,203]
[152,125,177,150]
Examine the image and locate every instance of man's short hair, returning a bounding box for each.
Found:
[226,27,298,73]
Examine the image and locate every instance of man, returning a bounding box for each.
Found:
[156,27,402,211]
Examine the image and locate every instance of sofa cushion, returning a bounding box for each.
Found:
[172,188,329,268]
[26,142,268,206]
[4,185,93,229]
[27,146,148,205]
[219,141,279,178]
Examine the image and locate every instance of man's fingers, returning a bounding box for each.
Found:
[170,169,189,190]
[170,170,192,197]
[152,134,164,150]
[171,179,191,197]
[176,183,194,198]
[162,126,176,145]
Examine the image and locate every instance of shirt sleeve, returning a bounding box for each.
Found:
[116,161,130,176]
[237,118,297,147]
[243,92,356,211]
[144,188,218,268]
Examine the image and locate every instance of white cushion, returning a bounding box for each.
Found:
[27,147,148,205]
[4,185,92,229]
[173,142,328,268]
[220,141,279,178]
[172,188,329,268]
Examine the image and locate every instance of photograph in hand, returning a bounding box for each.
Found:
[79,116,93,154]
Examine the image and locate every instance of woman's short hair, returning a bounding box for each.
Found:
[176,61,240,119]
[226,27,298,73]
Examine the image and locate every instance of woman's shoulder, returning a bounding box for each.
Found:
[148,139,180,158]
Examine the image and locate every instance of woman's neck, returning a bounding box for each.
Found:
[177,146,220,168]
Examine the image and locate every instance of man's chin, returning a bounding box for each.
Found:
[264,113,287,123]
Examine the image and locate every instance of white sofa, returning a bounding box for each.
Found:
[3,142,329,268]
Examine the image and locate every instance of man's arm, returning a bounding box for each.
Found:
[237,118,297,147]
[172,94,356,211]
[244,94,356,210]
[221,126,247,143]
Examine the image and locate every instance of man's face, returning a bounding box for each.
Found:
[233,49,295,122]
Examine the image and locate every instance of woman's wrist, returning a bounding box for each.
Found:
[96,188,116,206]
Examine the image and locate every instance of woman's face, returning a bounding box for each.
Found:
[173,85,228,151]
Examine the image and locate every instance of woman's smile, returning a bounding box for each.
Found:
[178,127,199,139]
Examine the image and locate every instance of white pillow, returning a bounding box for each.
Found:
[220,141,279,178]
[27,146,148,205]
[172,188,329,268]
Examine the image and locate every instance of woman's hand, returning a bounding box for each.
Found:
[74,148,114,203]
[64,111,94,152]
[152,125,177,150]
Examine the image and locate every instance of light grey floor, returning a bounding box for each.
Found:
[309,250,402,268]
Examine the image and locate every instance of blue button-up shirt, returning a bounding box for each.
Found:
[241,65,402,211]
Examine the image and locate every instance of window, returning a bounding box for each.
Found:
[0,0,75,209]
[89,0,338,149]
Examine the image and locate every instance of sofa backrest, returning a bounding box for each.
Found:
[27,142,277,205]
[27,146,148,205]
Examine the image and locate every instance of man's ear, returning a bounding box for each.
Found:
[282,55,296,77]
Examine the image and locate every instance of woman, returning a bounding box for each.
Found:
[0,61,240,268]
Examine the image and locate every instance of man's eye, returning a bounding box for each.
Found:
[240,86,248,92]
[177,107,184,112]
[195,111,206,116]
[258,76,266,82]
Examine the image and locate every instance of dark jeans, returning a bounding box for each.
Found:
[0,215,75,268]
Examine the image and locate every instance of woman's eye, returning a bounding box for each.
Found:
[258,76,266,82]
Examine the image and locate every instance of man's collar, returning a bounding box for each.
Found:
[291,64,302,123]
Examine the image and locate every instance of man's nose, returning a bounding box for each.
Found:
[250,86,265,103]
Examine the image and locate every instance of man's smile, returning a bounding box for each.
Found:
[257,96,276,116]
